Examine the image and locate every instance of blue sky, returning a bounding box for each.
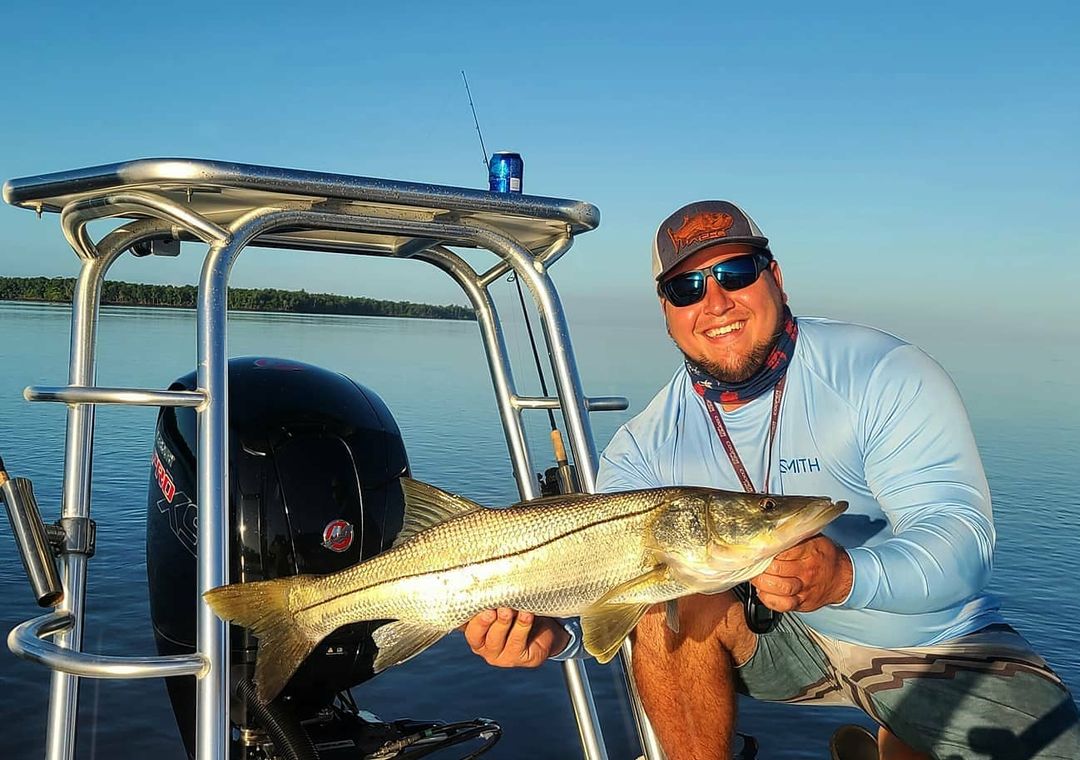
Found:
[1,1,1076,339]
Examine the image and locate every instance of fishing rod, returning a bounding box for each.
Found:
[461,71,489,175]
[461,72,575,495]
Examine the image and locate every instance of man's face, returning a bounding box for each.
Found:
[660,243,787,383]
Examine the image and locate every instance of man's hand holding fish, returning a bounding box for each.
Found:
[749,534,853,613]
[460,608,569,669]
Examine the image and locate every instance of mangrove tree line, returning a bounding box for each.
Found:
[0,277,475,321]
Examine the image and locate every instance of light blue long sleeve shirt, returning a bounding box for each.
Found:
[554,317,1002,659]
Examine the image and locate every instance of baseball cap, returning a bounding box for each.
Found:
[652,200,770,281]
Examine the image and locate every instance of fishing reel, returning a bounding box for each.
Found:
[536,428,579,497]
[537,462,577,497]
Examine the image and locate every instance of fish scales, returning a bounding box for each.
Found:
[298,489,674,633]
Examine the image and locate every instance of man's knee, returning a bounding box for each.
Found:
[633,592,755,663]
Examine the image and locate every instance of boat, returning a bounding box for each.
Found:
[0,158,670,760]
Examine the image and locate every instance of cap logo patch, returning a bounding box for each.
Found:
[667,212,734,252]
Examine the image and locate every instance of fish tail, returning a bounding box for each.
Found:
[204,576,322,702]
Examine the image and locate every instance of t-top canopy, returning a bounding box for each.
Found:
[3,158,600,256]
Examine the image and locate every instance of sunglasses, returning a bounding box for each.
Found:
[658,251,773,307]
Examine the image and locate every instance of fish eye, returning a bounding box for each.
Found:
[760,498,777,513]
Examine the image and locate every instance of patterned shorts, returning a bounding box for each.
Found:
[733,613,1080,759]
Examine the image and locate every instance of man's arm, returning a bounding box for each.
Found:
[841,344,994,613]
[753,345,993,616]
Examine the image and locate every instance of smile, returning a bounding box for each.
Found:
[703,321,745,338]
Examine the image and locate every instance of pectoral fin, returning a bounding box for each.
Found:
[600,566,688,606]
[371,620,449,672]
[581,567,688,659]
[579,603,651,664]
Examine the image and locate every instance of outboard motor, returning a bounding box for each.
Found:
[146,357,498,759]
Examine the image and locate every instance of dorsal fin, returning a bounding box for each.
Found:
[394,477,484,547]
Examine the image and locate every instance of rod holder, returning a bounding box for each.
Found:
[0,469,64,608]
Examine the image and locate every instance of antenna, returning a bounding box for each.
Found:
[461,71,489,174]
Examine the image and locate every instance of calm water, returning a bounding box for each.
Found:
[0,301,1077,759]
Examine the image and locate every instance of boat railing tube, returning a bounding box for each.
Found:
[8,611,207,678]
[0,458,64,607]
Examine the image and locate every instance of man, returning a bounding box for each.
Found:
[462,201,1080,759]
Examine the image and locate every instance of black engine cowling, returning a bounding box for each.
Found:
[146,357,408,756]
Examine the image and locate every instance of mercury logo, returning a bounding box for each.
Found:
[151,451,176,503]
[322,519,354,553]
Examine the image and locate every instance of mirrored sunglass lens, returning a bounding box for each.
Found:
[712,257,760,290]
[665,272,706,305]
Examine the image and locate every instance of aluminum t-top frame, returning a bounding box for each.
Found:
[2,159,663,760]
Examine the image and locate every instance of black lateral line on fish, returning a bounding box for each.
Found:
[292,500,663,614]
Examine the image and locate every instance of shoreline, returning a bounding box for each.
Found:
[0,299,477,324]
[0,276,476,322]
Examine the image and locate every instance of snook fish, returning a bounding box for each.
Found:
[205,478,847,701]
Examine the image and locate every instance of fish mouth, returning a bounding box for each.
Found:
[774,499,847,541]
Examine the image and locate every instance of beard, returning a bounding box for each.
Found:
[673,317,784,383]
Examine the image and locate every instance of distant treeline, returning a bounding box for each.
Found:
[0,277,475,321]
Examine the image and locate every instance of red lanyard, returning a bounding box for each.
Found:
[704,376,786,494]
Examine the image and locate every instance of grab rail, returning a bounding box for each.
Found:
[9,612,207,679]
[514,395,629,412]
[24,386,207,408]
